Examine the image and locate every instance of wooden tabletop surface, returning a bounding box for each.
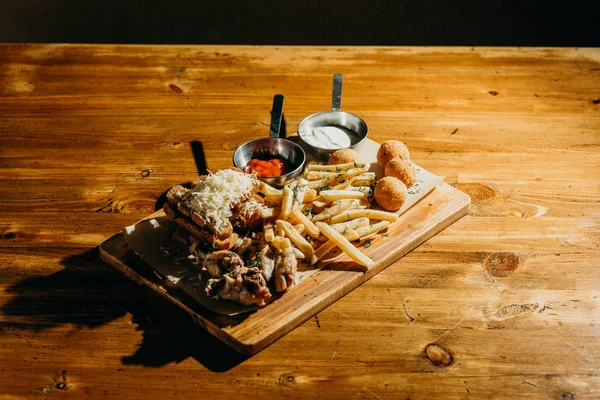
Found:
[1,44,599,399]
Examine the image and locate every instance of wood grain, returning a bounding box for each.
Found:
[1,44,599,399]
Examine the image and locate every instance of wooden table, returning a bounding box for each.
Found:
[1,44,598,399]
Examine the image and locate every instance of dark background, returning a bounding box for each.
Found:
[1,0,598,46]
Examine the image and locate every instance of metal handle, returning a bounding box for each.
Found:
[269,94,285,138]
[331,73,343,111]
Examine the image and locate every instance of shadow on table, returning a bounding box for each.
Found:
[1,248,249,371]
[0,141,252,371]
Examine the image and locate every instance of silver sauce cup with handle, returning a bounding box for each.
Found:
[297,74,369,160]
[233,94,306,188]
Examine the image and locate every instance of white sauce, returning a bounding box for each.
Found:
[303,126,354,149]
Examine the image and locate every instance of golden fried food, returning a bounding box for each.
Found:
[328,148,357,165]
[374,176,407,211]
[384,157,416,187]
[376,140,410,168]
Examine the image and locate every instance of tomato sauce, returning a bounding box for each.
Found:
[245,158,285,177]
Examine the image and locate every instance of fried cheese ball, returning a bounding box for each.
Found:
[385,157,416,187]
[374,176,407,211]
[376,140,410,168]
[328,148,357,165]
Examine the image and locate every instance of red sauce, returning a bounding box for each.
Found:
[245,158,285,177]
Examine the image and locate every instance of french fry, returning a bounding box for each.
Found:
[303,189,318,203]
[264,193,283,204]
[275,220,285,237]
[353,172,376,180]
[259,180,282,195]
[329,209,399,224]
[310,200,328,210]
[310,240,337,265]
[348,186,373,193]
[279,186,294,220]
[347,186,375,202]
[312,199,361,222]
[276,220,314,259]
[307,162,368,172]
[320,190,367,202]
[330,173,375,190]
[354,199,371,208]
[291,209,320,239]
[329,179,353,190]
[356,221,391,240]
[305,171,335,181]
[341,228,360,241]
[352,179,376,187]
[271,237,291,250]
[309,227,359,264]
[264,223,275,242]
[293,224,305,234]
[259,181,283,202]
[307,165,370,190]
[315,222,374,268]
[261,207,281,219]
[330,217,369,233]
[292,179,309,209]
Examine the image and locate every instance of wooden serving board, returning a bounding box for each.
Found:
[99,181,470,354]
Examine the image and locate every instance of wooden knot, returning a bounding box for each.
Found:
[425,344,453,367]
[484,252,521,277]
[169,83,183,93]
[456,183,496,202]
[494,303,539,320]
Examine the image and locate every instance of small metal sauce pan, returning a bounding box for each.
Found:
[298,74,369,160]
[233,94,306,188]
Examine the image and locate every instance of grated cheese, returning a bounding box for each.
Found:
[238,198,264,219]
[186,169,256,235]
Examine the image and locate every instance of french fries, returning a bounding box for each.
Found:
[276,220,314,260]
[290,178,308,210]
[329,209,399,224]
[304,189,318,203]
[264,223,275,242]
[356,221,390,240]
[259,181,283,203]
[279,186,294,220]
[330,173,376,190]
[320,190,367,202]
[311,240,337,265]
[307,165,370,190]
[315,222,374,268]
[252,160,402,274]
[312,199,361,222]
[310,227,361,264]
[330,217,369,233]
[306,162,368,172]
[271,237,292,250]
[261,207,280,219]
[293,224,305,234]
[291,209,320,239]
